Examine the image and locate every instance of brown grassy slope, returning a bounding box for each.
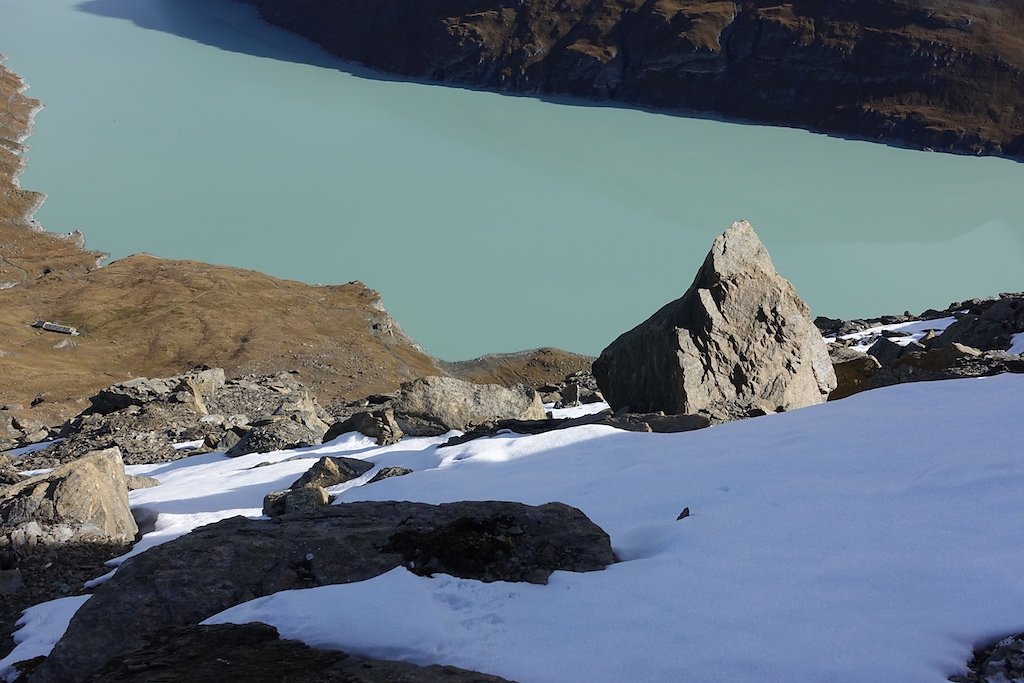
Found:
[0,255,443,423]
[0,61,589,428]
[442,348,594,388]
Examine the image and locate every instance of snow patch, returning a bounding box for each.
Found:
[0,596,91,682]
[1008,332,1024,355]
[832,316,958,352]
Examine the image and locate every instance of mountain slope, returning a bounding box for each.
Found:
[240,0,1024,158]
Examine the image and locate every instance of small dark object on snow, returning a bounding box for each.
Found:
[676,507,690,520]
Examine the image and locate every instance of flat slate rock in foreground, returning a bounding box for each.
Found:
[593,220,836,421]
[83,622,512,683]
[33,500,614,682]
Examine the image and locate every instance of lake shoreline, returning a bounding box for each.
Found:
[1,53,44,229]
[0,58,593,427]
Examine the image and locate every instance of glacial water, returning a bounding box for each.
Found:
[2,0,1022,360]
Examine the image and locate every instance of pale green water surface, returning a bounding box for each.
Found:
[2,0,1022,359]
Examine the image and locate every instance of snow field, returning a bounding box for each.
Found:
[4,374,1024,681]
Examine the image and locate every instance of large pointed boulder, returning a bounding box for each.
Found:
[592,220,836,421]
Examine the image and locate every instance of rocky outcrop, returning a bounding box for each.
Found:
[87,369,225,415]
[13,370,338,468]
[239,0,1024,159]
[828,346,880,400]
[0,448,138,552]
[593,221,835,421]
[34,500,614,682]
[866,336,925,365]
[536,370,605,408]
[951,633,1024,683]
[392,376,546,436]
[13,370,572,467]
[262,455,375,516]
[867,345,1024,389]
[224,416,324,457]
[82,623,512,683]
[324,408,403,446]
[0,455,21,487]
[819,292,1024,399]
[38,403,199,466]
[289,456,374,490]
[930,295,1024,352]
[261,485,332,517]
[367,466,415,484]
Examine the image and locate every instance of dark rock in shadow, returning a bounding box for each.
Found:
[33,500,614,682]
[84,622,513,682]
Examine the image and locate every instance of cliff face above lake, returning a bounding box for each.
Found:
[239,0,1024,158]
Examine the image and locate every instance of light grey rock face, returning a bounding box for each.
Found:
[89,369,225,415]
[225,417,324,458]
[0,448,138,551]
[324,408,403,446]
[35,500,615,683]
[394,376,546,436]
[288,456,373,490]
[261,485,331,517]
[206,373,330,433]
[593,220,836,421]
[126,475,160,491]
[44,405,188,466]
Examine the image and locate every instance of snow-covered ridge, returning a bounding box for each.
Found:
[6,373,1024,681]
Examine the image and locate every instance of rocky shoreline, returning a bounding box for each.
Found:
[240,0,1024,160]
[0,60,592,436]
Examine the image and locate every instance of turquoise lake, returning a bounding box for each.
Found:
[2,0,1023,360]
